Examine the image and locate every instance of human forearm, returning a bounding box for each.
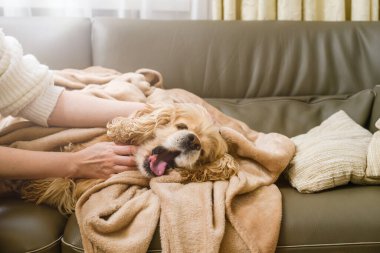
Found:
[0,146,75,179]
[47,91,146,127]
[0,142,137,179]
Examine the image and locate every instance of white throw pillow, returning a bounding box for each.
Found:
[287,110,372,193]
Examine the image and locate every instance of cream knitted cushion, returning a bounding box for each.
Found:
[287,110,372,193]
[366,119,380,179]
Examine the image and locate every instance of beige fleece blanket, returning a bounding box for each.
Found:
[0,67,295,253]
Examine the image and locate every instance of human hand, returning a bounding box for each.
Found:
[69,142,137,178]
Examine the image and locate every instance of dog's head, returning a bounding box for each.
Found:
[107,103,237,180]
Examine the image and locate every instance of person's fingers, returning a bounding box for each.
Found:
[112,165,137,173]
[114,155,137,166]
[113,145,137,156]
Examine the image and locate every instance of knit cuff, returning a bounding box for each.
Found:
[19,85,65,127]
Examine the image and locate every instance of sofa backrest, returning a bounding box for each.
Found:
[0,17,92,69]
[90,19,379,135]
[207,89,375,136]
[92,19,380,98]
[1,17,379,98]
[0,17,379,136]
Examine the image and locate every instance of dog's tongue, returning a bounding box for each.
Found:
[149,154,167,176]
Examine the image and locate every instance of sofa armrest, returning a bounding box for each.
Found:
[369,85,380,133]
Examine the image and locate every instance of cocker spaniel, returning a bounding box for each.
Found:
[20,103,238,214]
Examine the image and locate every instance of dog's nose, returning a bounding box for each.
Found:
[185,134,201,151]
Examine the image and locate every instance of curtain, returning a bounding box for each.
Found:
[212,0,379,21]
[0,0,210,20]
[1,0,378,21]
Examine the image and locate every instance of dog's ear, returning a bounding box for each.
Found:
[202,153,238,181]
[107,104,175,145]
[179,153,238,182]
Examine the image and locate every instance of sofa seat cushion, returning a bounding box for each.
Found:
[277,185,380,253]
[0,196,67,253]
[61,215,83,253]
[62,185,380,253]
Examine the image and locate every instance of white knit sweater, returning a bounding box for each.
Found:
[0,30,64,126]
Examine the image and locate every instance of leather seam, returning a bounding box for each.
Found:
[25,236,62,253]
[61,238,162,253]
[277,241,380,249]
[28,237,380,252]
[61,238,84,252]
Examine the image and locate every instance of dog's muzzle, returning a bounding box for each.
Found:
[144,146,180,176]
[143,133,202,177]
[181,133,201,152]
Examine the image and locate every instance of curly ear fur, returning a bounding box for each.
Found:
[107,104,176,144]
[178,153,238,182]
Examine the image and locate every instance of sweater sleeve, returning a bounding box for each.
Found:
[18,85,64,126]
[0,30,64,127]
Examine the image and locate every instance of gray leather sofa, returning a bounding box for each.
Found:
[1,17,380,253]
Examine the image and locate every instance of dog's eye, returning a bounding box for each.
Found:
[176,123,188,130]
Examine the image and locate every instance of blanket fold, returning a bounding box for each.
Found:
[76,171,159,253]
[0,66,295,253]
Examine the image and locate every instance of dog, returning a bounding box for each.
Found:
[20,103,238,214]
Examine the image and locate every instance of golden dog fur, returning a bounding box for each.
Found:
[20,103,238,214]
